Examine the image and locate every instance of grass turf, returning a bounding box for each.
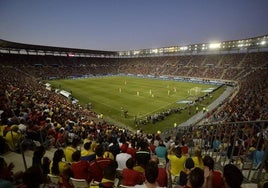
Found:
[49,76,225,133]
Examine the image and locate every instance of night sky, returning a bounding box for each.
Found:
[0,0,267,51]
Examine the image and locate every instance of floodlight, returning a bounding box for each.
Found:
[133,50,140,55]
[209,43,221,49]
[180,46,188,51]
[152,49,158,53]
[260,40,266,45]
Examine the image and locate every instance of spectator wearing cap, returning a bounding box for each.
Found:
[178,157,195,186]
[116,143,132,171]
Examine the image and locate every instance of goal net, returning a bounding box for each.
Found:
[189,87,201,97]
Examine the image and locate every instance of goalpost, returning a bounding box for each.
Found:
[189,87,201,97]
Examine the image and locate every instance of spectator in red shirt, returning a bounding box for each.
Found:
[122,157,143,186]
[126,140,137,159]
[151,155,168,187]
[203,155,223,188]
[88,144,113,182]
[181,140,189,155]
[71,150,90,182]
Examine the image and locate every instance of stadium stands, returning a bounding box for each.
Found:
[0,38,267,187]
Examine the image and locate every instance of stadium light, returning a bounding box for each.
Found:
[152,49,158,53]
[180,46,188,51]
[133,50,140,55]
[260,40,266,45]
[209,43,221,49]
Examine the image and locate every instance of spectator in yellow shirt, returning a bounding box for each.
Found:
[64,138,79,163]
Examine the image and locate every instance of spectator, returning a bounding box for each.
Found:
[168,146,187,180]
[134,160,159,188]
[50,149,70,176]
[19,166,44,188]
[183,167,204,188]
[155,139,167,166]
[151,155,168,187]
[32,146,50,175]
[5,125,23,151]
[191,147,204,169]
[0,136,9,154]
[0,157,23,183]
[71,150,90,182]
[103,144,115,160]
[223,164,243,188]
[81,142,96,162]
[55,127,65,147]
[178,157,195,186]
[203,155,223,188]
[181,140,189,156]
[122,157,143,186]
[92,161,118,188]
[126,140,137,159]
[258,159,268,188]
[253,143,264,167]
[116,143,132,171]
[64,138,80,163]
[136,140,151,169]
[213,136,221,152]
[88,144,113,182]
[109,138,121,159]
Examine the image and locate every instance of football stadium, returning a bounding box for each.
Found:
[0,35,267,187]
[0,2,268,185]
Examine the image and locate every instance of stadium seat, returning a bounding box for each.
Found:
[241,183,257,188]
[70,177,89,188]
[47,174,60,187]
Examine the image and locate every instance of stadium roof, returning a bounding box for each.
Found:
[1,35,267,57]
[0,39,118,56]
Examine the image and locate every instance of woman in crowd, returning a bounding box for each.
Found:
[50,149,70,176]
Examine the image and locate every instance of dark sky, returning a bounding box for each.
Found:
[0,0,267,51]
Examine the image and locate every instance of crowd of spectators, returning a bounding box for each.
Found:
[1,52,267,81]
[0,51,267,187]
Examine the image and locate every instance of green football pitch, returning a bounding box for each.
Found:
[49,76,225,133]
